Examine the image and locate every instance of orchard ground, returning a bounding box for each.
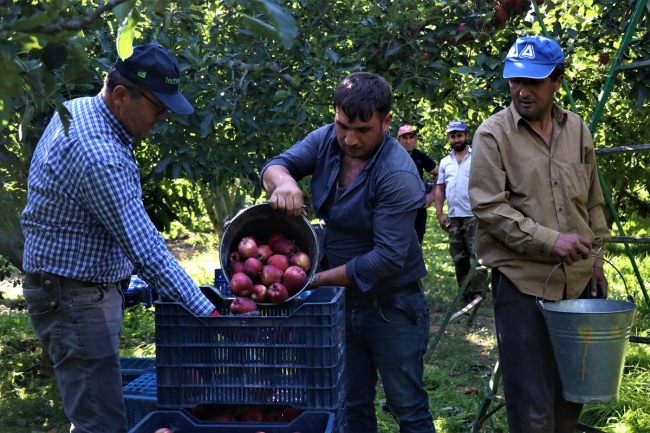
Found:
[0,211,649,432]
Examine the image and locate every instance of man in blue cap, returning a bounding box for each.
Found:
[435,120,486,303]
[469,36,610,432]
[21,43,219,433]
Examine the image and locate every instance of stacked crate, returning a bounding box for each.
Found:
[128,285,346,433]
[122,373,157,428]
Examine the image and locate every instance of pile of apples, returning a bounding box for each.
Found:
[188,403,304,423]
[227,232,310,310]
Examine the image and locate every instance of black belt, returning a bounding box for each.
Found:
[23,272,128,290]
[354,283,421,324]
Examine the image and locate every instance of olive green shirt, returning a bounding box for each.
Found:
[469,103,610,301]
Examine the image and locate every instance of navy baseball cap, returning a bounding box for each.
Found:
[503,36,564,80]
[446,120,468,133]
[115,43,194,115]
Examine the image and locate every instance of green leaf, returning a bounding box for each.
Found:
[250,0,298,49]
[41,43,68,71]
[200,113,214,137]
[182,160,196,182]
[241,15,278,41]
[385,43,402,57]
[116,9,139,60]
[273,90,292,101]
[326,49,339,63]
[113,0,137,26]
[11,12,57,31]
[155,156,174,173]
[455,66,474,75]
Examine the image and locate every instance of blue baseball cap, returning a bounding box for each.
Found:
[503,36,564,80]
[115,43,194,115]
[446,120,468,133]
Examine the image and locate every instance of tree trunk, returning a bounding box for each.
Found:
[0,224,24,272]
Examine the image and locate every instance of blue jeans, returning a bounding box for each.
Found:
[23,279,127,433]
[345,290,435,433]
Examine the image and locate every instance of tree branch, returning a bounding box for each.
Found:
[25,0,132,35]
[209,58,300,90]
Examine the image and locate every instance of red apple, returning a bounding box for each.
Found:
[267,282,289,304]
[250,284,268,303]
[154,429,173,433]
[238,406,266,422]
[243,257,263,278]
[266,409,283,422]
[497,0,513,7]
[282,266,307,295]
[512,0,530,15]
[257,244,273,262]
[228,259,245,277]
[267,254,290,272]
[230,297,258,314]
[266,232,286,248]
[535,0,544,4]
[238,237,259,259]
[260,264,284,286]
[599,52,610,65]
[230,272,253,297]
[282,406,304,422]
[229,251,241,262]
[205,412,235,422]
[289,252,311,272]
[494,6,509,29]
[271,238,296,256]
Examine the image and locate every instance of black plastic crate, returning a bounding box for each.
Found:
[214,268,232,297]
[129,409,334,433]
[121,357,156,386]
[155,286,345,409]
[123,373,157,429]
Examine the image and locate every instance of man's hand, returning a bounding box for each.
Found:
[438,215,449,233]
[424,191,435,208]
[269,182,304,217]
[551,233,592,265]
[590,266,608,299]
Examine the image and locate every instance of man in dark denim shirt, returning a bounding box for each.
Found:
[261,72,435,433]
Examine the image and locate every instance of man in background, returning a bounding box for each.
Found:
[397,124,439,244]
[435,120,486,303]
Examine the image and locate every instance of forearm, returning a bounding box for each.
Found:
[262,164,299,194]
[308,264,353,288]
[434,185,445,217]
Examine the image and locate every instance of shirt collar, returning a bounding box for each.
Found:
[92,93,136,150]
[509,102,568,132]
[450,146,472,159]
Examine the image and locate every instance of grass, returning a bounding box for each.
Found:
[0,208,649,432]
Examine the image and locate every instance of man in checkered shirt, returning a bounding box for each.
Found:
[21,44,218,433]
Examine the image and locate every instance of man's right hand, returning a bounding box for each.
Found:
[551,233,592,265]
[438,215,450,233]
[269,182,304,217]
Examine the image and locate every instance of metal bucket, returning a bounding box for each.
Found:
[539,294,636,404]
[219,202,319,305]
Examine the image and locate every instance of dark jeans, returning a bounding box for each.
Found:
[492,269,583,433]
[23,278,127,433]
[345,290,435,433]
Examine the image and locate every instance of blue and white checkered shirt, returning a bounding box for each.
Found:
[437,147,474,218]
[21,93,214,316]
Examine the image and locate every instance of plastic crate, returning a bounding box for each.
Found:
[155,286,345,410]
[214,268,232,297]
[121,357,156,386]
[123,275,156,308]
[123,373,157,429]
[129,409,334,433]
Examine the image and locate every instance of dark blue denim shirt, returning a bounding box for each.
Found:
[261,123,427,302]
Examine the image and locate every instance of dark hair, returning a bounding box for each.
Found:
[549,63,565,82]
[333,72,391,123]
[105,66,142,97]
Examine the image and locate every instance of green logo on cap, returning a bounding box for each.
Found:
[166,77,180,85]
[138,71,147,78]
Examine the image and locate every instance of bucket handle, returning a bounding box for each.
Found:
[537,250,632,309]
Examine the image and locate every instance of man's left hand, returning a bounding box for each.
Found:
[590,266,608,299]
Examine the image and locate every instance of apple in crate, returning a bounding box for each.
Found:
[267,282,289,304]
[154,428,173,433]
[237,405,266,422]
[230,297,258,314]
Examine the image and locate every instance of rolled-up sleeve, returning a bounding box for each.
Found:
[346,170,425,291]
[469,128,560,255]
